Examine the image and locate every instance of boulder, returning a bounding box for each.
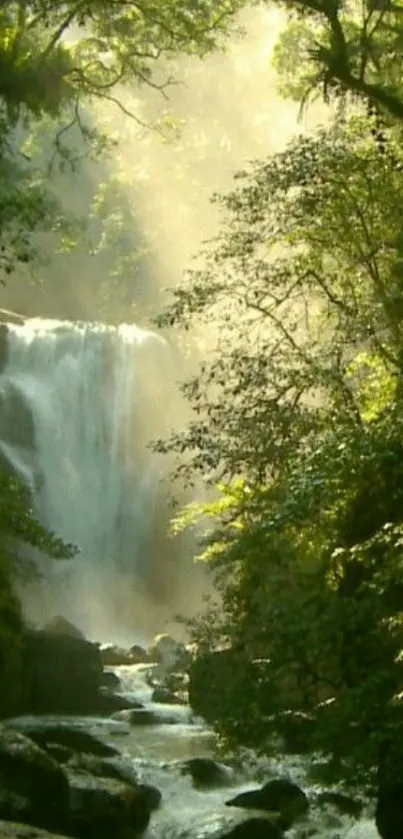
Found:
[226,779,309,829]
[100,671,121,691]
[0,822,72,839]
[181,757,234,789]
[0,725,69,832]
[42,617,86,641]
[66,755,161,812]
[216,818,283,839]
[137,784,161,812]
[96,688,144,716]
[67,754,139,787]
[111,708,162,726]
[5,719,119,759]
[67,773,151,839]
[151,686,182,705]
[23,630,103,715]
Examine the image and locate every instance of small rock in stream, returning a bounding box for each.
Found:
[226,778,309,829]
[97,687,144,715]
[181,757,234,789]
[100,671,121,691]
[151,686,183,705]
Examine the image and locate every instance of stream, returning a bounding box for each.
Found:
[75,664,380,839]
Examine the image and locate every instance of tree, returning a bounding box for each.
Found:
[270,0,403,124]
[0,1,249,124]
[155,114,403,777]
[0,470,76,717]
[0,0,252,285]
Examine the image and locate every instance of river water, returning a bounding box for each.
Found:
[80,664,380,839]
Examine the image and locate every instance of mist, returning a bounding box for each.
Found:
[0,5,329,645]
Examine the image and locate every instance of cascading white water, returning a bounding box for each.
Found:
[0,317,184,642]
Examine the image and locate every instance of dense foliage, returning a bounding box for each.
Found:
[0,0,250,286]
[271,0,403,122]
[0,470,77,716]
[155,97,403,773]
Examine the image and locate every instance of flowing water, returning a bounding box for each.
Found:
[73,664,379,839]
[0,317,198,642]
[0,316,382,838]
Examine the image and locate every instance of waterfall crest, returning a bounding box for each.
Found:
[0,318,189,643]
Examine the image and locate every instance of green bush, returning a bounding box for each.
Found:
[0,554,25,717]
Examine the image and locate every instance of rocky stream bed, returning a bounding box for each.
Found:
[0,637,382,839]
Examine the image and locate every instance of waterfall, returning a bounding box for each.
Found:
[0,318,187,643]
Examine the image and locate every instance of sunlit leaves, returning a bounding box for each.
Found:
[270,0,403,120]
[154,105,403,770]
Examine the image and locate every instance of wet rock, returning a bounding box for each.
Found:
[129,645,149,664]
[100,671,121,691]
[23,630,103,715]
[0,725,69,832]
[111,708,162,726]
[5,719,119,759]
[66,755,161,812]
[226,778,309,829]
[181,757,234,789]
[137,784,162,811]
[316,790,363,817]
[100,670,122,690]
[0,822,72,839]
[216,817,283,839]
[97,688,144,715]
[99,645,134,666]
[67,773,151,839]
[67,754,139,787]
[151,686,182,705]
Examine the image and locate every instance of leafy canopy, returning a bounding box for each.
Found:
[155,112,403,773]
[270,0,403,122]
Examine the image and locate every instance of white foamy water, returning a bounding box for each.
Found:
[92,665,380,839]
[0,318,178,639]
